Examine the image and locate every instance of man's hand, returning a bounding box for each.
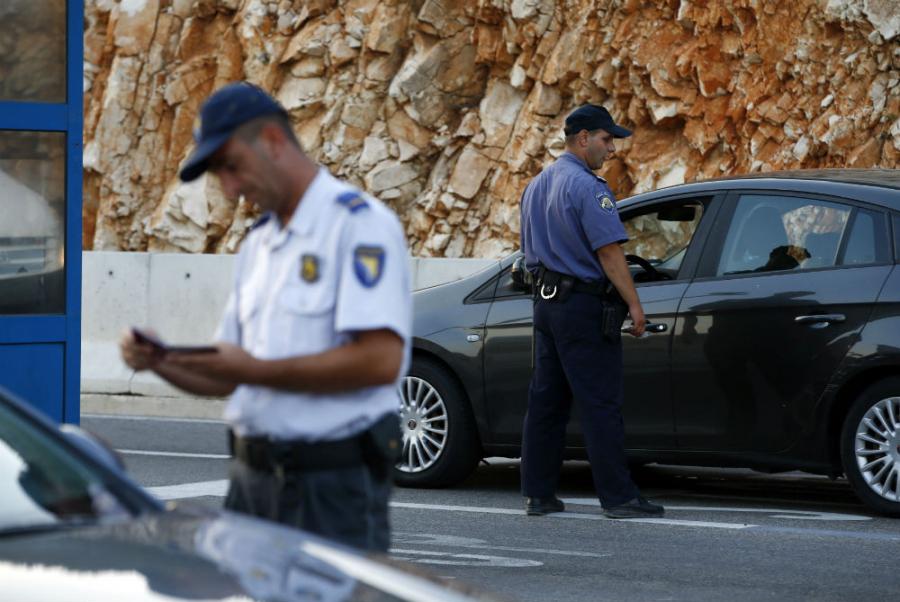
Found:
[120,328,164,371]
[627,302,646,337]
[166,342,257,383]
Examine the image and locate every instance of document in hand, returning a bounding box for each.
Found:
[131,327,217,354]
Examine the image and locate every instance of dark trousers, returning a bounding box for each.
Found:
[224,459,392,552]
[521,292,639,507]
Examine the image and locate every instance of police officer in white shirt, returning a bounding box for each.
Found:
[120,82,411,552]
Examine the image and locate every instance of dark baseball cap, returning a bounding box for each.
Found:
[563,104,632,138]
[179,82,288,182]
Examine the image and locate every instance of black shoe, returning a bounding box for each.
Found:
[525,496,566,516]
[602,496,664,519]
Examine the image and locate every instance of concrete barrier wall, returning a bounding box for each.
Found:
[81,251,495,399]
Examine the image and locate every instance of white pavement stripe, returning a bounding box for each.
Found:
[146,482,754,529]
[117,449,230,460]
[83,413,226,424]
[148,479,229,499]
[561,498,872,522]
[391,502,753,530]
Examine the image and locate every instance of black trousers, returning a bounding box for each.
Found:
[521,291,639,507]
[224,458,392,552]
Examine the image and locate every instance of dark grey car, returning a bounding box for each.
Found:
[395,169,900,517]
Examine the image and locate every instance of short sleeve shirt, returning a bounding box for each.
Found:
[520,152,628,282]
[215,168,412,442]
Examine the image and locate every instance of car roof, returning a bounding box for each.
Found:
[622,169,900,208]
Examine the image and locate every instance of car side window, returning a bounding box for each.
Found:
[622,201,704,279]
[717,194,862,276]
[842,209,888,266]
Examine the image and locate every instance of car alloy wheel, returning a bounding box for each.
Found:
[841,377,900,516]
[398,376,448,474]
[851,396,900,503]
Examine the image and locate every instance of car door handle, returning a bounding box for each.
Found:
[794,314,846,325]
[621,322,668,334]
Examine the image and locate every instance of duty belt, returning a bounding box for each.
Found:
[535,266,610,300]
[228,430,365,474]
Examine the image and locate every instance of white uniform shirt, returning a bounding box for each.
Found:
[215,168,412,441]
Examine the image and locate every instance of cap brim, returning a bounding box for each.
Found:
[178,132,232,182]
[609,124,632,138]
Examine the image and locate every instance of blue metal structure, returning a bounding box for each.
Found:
[0,2,83,423]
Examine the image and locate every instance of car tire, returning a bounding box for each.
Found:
[840,378,900,516]
[394,358,481,488]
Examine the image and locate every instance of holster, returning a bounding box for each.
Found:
[600,283,628,342]
[534,267,575,303]
[361,412,402,481]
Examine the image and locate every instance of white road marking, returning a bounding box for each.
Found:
[394,533,612,558]
[389,502,754,530]
[390,549,543,568]
[82,413,227,424]
[147,481,751,529]
[561,498,872,522]
[148,479,229,499]
[117,449,230,459]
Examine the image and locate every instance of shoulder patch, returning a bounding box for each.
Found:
[353,245,385,288]
[249,212,272,231]
[597,193,616,214]
[336,190,369,213]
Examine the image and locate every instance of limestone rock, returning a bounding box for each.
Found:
[83,0,899,258]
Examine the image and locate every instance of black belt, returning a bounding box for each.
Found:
[535,266,610,299]
[228,430,365,473]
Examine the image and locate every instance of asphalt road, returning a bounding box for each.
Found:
[83,413,900,602]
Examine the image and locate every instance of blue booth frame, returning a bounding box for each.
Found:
[0,2,83,424]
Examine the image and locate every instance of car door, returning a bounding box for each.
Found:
[671,191,893,453]
[481,195,719,450]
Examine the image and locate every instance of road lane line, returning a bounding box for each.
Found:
[146,481,749,529]
[393,533,611,558]
[390,502,753,530]
[82,414,226,424]
[148,479,229,499]
[561,498,872,522]
[118,449,230,459]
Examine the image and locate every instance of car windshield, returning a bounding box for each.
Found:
[0,400,129,534]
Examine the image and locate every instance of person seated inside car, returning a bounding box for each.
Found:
[754,244,811,272]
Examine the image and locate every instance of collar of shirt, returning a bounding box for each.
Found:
[261,167,330,249]
[559,151,607,183]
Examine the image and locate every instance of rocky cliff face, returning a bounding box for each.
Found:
[83,0,900,256]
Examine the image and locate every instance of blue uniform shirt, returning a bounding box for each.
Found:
[520,151,628,282]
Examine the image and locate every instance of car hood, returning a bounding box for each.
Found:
[0,504,492,602]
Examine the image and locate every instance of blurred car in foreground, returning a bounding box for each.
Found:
[396,169,900,516]
[0,387,498,602]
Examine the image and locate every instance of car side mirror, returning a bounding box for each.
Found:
[61,424,127,472]
[511,256,533,291]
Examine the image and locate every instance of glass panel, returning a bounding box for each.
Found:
[623,202,704,279]
[717,194,851,276]
[0,0,67,103]
[842,210,888,266]
[0,130,66,314]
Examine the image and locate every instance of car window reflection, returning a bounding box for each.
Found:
[715,194,885,276]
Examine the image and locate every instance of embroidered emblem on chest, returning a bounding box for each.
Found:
[598,194,616,214]
[301,254,320,283]
[353,245,385,288]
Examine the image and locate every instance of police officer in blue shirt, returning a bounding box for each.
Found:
[519,104,664,519]
[120,83,411,551]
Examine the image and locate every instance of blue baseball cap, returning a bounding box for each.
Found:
[179,82,288,182]
[563,104,632,138]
